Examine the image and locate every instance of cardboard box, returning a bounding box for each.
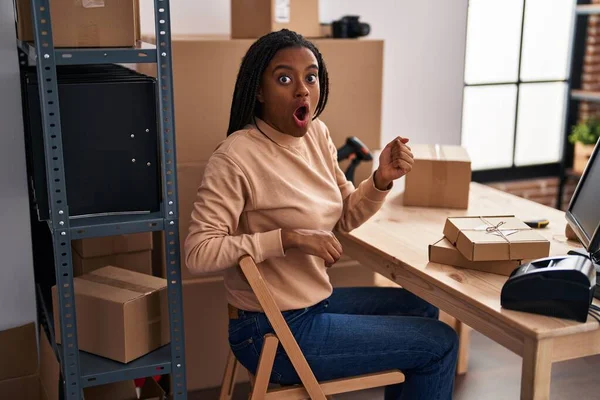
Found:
[0,374,45,400]
[40,326,165,400]
[0,323,164,400]
[429,238,521,276]
[231,0,321,39]
[72,232,153,258]
[404,144,471,209]
[0,323,45,400]
[443,216,551,262]
[72,249,153,276]
[39,327,59,400]
[0,322,38,381]
[15,0,140,48]
[138,36,383,184]
[182,278,236,390]
[52,266,170,363]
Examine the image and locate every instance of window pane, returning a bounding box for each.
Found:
[462,85,517,170]
[464,0,524,85]
[520,0,574,81]
[514,82,567,166]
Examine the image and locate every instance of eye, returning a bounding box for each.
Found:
[278,75,292,84]
[306,74,318,84]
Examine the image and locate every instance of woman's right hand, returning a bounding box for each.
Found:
[281,229,343,267]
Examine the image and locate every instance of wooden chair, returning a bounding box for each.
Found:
[219,255,405,400]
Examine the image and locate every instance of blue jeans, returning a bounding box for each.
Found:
[228,287,459,400]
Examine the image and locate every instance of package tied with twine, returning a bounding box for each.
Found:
[443,216,551,262]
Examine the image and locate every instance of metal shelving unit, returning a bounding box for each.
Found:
[18,1,187,399]
[556,2,597,209]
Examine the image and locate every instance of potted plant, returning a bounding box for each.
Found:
[569,119,600,174]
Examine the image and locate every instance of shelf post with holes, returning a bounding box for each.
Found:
[155,0,188,397]
[19,0,187,398]
[27,1,82,398]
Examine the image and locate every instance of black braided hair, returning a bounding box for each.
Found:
[226,29,329,136]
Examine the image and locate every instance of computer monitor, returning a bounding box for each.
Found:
[566,140,600,259]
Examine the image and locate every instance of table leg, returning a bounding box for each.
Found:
[456,321,471,375]
[521,337,553,400]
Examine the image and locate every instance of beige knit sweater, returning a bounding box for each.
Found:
[184,118,391,311]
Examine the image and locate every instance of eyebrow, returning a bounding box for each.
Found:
[272,64,319,74]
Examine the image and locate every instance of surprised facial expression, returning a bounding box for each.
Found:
[257,46,320,137]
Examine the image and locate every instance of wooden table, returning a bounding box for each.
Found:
[338,182,600,400]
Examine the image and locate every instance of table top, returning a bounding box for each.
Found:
[340,182,599,339]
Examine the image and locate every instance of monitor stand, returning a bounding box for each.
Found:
[568,248,600,300]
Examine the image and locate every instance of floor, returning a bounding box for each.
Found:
[190,330,600,399]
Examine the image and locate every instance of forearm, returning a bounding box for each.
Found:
[185,228,284,274]
[336,172,391,232]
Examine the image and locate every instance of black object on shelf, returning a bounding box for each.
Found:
[332,16,370,39]
[22,64,160,221]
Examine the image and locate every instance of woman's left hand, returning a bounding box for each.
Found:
[373,136,414,190]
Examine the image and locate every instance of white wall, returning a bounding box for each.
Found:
[320,1,468,146]
[0,2,36,331]
[140,0,468,147]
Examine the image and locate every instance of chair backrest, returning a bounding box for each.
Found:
[238,255,328,400]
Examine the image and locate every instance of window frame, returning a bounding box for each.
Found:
[462,0,585,183]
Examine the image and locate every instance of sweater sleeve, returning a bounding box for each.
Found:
[184,153,285,274]
[323,124,392,233]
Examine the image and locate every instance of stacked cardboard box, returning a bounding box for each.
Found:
[71,232,153,276]
[0,323,41,399]
[231,0,321,39]
[0,323,166,399]
[15,0,141,48]
[429,215,551,275]
[52,266,170,363]
[404,144,472,209]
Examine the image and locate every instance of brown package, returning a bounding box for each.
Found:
[72,249,152,276]
[52,266,170,363]
[231,0,321,39]
[0,323,37,381]
[0,375,42,400]
[429,238,521,276]
[72,232,152,258]
[15,0,140,48]
[404,144,471,209]
[443,216,551,262]
[0,323,43,400]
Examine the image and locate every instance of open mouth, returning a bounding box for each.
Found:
[293,105,309,127]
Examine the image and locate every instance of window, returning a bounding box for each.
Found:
[461,0,575,172]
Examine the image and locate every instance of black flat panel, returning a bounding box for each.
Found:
[23,65,160,220]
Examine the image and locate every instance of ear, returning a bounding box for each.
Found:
[256,86,265,103]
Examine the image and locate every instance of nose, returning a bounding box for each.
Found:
[295,81,309,98]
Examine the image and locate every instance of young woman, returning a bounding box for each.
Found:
[184,29,458,400]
